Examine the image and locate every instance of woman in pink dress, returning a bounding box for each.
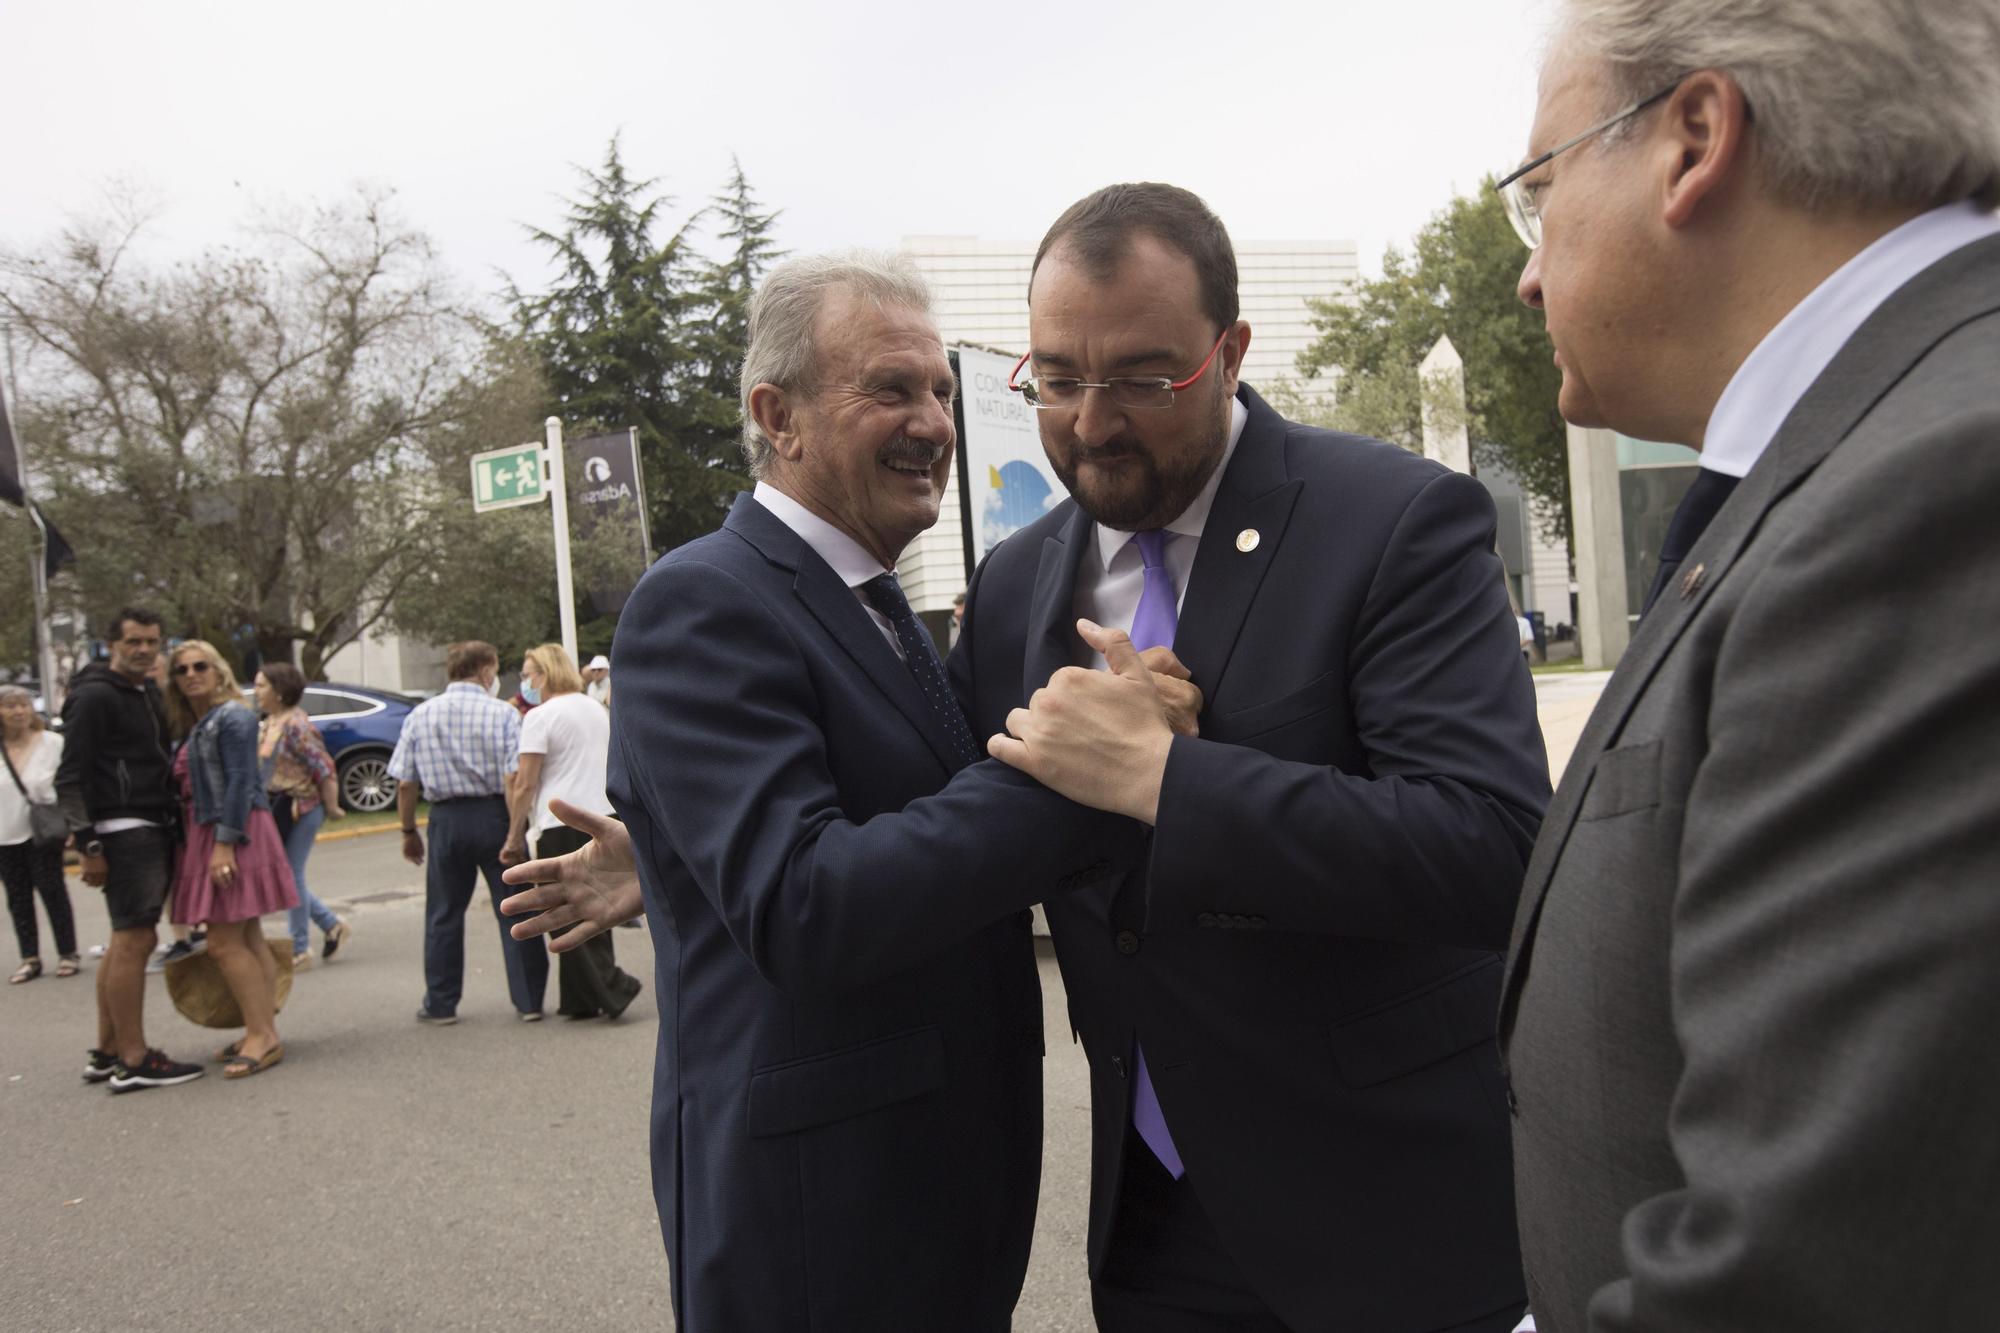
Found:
[164,641,298,1078]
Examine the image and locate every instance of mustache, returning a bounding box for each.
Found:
[879,438,947,467]
[1065,436,1150,463]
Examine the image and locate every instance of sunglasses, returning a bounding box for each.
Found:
[171,661,214,677]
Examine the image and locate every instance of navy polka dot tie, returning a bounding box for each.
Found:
[862,573,980,768]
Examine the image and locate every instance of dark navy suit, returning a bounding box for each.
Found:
[950,386,1550,1331]
[608,495,1139,1331]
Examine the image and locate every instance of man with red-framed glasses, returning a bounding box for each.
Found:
[977,182,1549,1332]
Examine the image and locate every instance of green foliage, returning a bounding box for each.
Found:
[511,140,785,558]
[0,514,35,671]
[1296,182,1570,545]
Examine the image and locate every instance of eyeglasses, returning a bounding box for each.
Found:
[171,661,213,677]
[1496,81,1680,249]
[1008,328,1231,412]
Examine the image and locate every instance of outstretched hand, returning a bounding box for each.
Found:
[498,799,644,953]
[987,619,1183,824]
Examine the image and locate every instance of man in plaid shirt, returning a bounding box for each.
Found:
[389,640,548,1024]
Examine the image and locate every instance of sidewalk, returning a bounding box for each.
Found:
[1535,669,1614,782]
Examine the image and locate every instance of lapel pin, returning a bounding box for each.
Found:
[1235,528,1260,553]
[1679,562,1708,600]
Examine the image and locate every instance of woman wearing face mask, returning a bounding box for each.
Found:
[500,644,641,1020]
[165,641,298,1077]
[2,684,77,983]
[253,663,350,967]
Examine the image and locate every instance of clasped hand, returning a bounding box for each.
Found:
[986,619,1200,825]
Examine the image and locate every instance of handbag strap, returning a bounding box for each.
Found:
[1,737,32,799]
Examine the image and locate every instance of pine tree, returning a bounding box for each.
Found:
[513,137,712,555]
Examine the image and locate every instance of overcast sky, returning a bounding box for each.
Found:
[3,0,1556,307]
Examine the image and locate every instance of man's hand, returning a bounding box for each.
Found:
[80,852,108,888]
[499,799,643,953]
[988,619,1181,824]
[499,835,528,867]
[401,829,425,867]
[1139,645,1204,738]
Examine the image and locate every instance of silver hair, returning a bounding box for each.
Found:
[0,684,44,729]
[1556,0,2000,212]
[737,250,937,479]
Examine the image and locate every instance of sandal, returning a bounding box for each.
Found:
[55,956,80,978]
[9,960,41,984]
[214,1039,243,1063]
[224,1043,285,1079]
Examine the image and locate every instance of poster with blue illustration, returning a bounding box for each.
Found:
[954,344,1066,568]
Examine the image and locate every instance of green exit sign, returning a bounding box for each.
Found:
[470,444,545,512]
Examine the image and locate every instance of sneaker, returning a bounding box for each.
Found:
[322,918,351,962]
[82,1049,118,1083]
[87,943,108,959]
[517,1010,544,1023]
[415,1006,459,1026]
[292,951,313,970]
[149,939,195,974]
[188,929,207,953]
[108,1048,205,1093]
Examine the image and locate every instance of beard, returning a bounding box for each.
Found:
[1047,384,1231,531]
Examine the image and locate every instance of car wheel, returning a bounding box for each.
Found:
[337,752,399,813]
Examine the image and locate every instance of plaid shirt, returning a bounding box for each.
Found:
[386,681,520,800]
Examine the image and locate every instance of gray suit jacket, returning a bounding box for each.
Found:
[1500,231,2000,1332]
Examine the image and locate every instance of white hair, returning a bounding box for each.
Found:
[1556,0,2000,213]
[737,250,936,479]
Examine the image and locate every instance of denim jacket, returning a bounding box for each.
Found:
[186,700,268,844]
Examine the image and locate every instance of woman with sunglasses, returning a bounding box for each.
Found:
[164,641,298,1078]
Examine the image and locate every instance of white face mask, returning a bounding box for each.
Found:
[484,675,500,697]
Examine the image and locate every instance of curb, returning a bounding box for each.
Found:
[316,818,427,844]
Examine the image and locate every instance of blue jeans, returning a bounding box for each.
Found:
[422,796,547,1016]
[282,802,338,954]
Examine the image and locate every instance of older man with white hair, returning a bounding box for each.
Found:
[544,250,1163,1331]
[1496,1,2000,1330]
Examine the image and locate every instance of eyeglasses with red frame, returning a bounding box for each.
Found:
[1008,328,1231,411]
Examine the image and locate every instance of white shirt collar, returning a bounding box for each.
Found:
[1702,201,2000,478]
[752,481,896,588]
[1093,394,1250,571]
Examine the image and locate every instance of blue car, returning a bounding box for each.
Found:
[301,683,424,813]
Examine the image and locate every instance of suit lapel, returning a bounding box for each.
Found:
[1501,232,2000,1037]
[724,495,967,775]
[1173,387,1302,702]
[1022,502,1095,700]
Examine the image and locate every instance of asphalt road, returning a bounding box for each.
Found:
[1,830,1098,1331]
[4,673,1603,1330]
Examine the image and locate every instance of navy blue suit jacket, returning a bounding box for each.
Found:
[950,385,1551,1331]
[608,495,1139,1331]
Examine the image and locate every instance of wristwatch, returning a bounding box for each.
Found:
[82,839,105,858]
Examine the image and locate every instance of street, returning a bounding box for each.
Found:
[2,673,1604,1331]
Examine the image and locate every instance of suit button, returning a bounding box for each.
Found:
[1114,930,1140,955]
[1197,912,1218,928]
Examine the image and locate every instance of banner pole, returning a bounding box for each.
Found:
[546,417,578,664]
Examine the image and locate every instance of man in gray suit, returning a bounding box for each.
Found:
[1494,2,2000,1329]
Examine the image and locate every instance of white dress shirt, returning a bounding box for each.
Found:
[1702,201,2000,477]
[1070,396,1249,668]
[752,482,904,659]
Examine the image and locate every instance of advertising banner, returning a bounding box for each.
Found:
[953,345,1064,573]
[565,428,652,617]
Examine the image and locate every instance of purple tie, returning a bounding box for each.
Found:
[1124,530,1185,1179]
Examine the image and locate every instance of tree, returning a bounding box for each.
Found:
[511,141,784,560]
[1295,182,1570,544]
[0,193,548,677]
